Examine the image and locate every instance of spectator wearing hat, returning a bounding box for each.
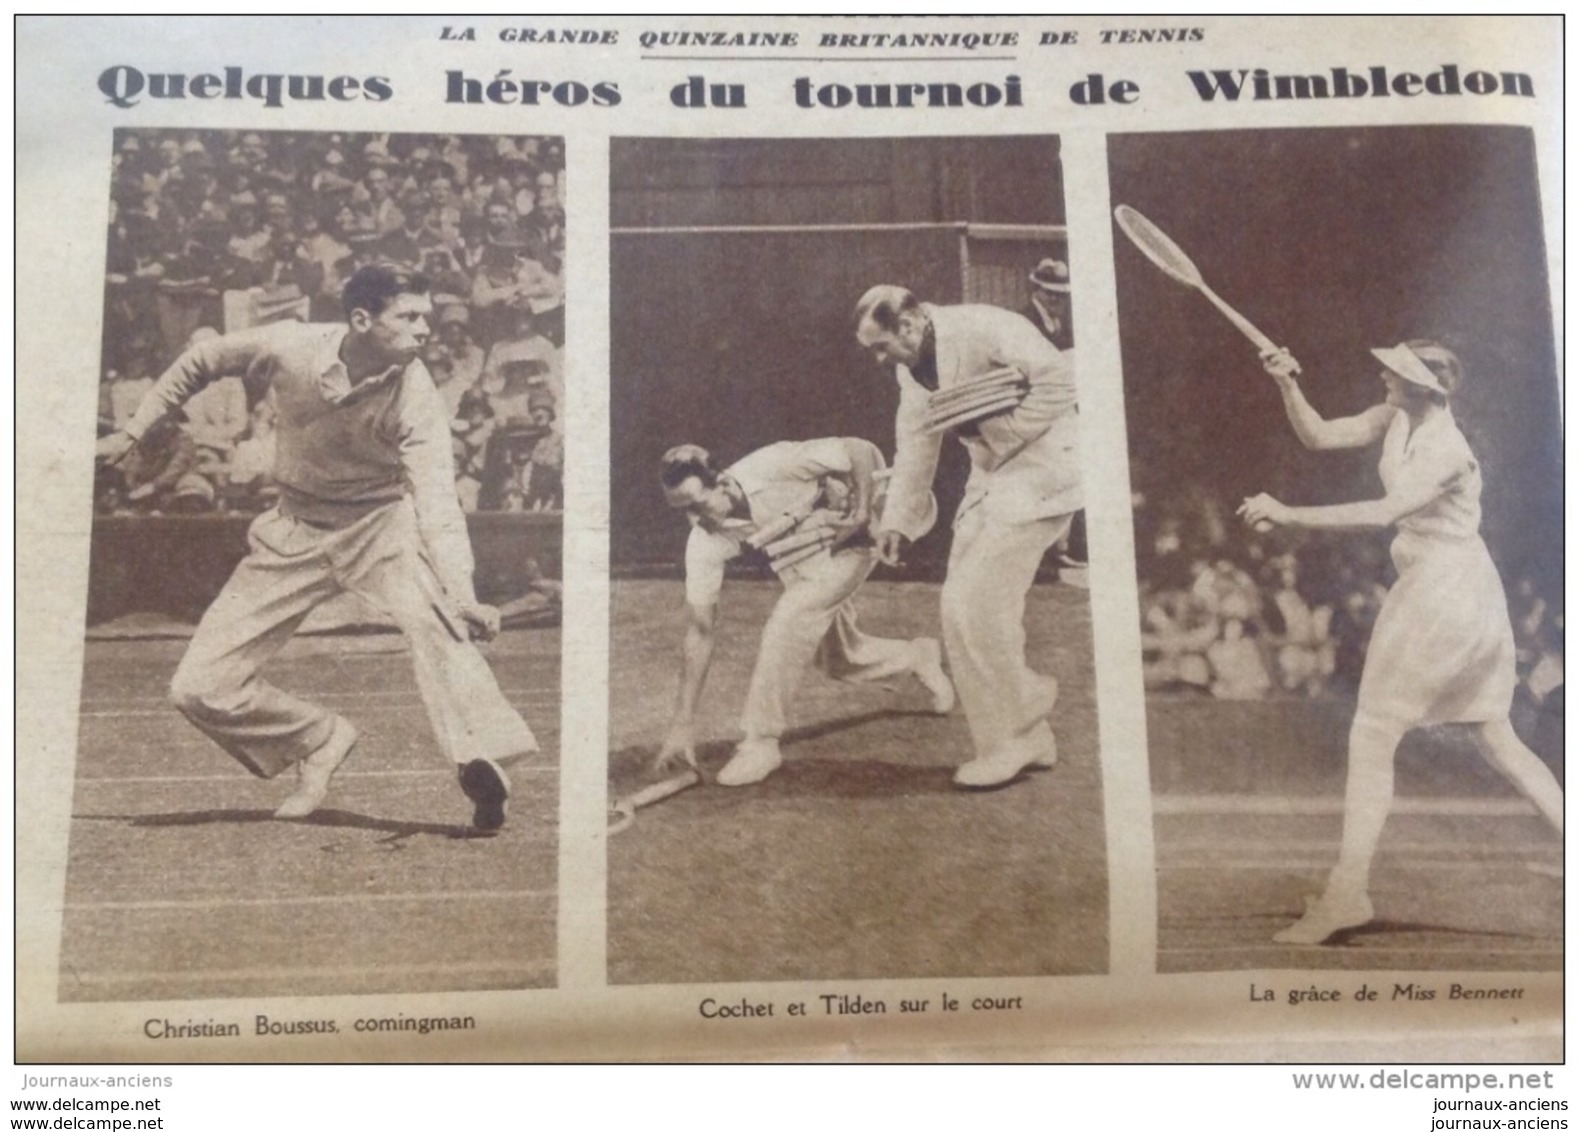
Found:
[1023,257,1073,352]
[452,386,495,511]
[524,395,563,512]
[301,205,356,320]
[155,220,232,352]
[419,246,472,308]
[459,171,493,221]
[467,200,524,264]
[468,241,524,346]
[506,161,541,220]
[113,134,148,188]
[337,192,385,263]
[480,358,545,429]
[261,193,295,239]
[479,306,561,419]
[522,168,565,263]
[311,149,358,199]
[257,145,300,197]
[494,137,539,168]
[1022,256,1086,582]
[355,162,404,236]
[406,144,436,173]
[168,149,224,230]
[436,136,471,188]
[178,137,214,184]
[113,415,208,514]
[150,137,186,192]
[362,137,397,167]
[469,236,560,347]
[377,192,442,269]
[244,223,321,304]
[423,174,466,253]
[227,192,272,263]
[428,304,486,417]
[111,172,177,250]
[232,132,270,172]
[177,138,217,197]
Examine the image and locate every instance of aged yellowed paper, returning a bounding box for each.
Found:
[15,15,1563,1062]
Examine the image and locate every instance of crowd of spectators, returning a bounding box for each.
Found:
[96,128,565,516]
[1133,480,1562,715]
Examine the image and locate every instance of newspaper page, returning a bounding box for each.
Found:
[14,15,1564,1064]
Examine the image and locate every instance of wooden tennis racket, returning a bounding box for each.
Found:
[609,768,701,834]
[1114,205,1286,360]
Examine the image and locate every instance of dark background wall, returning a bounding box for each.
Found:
[610,136,1066,571]
[1110,126,1562,596]
[611,137,1064,230]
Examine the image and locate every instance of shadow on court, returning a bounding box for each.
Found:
[607,578,1107,985]
[1151,697,1563,973]
[78,808,490,842]
[58,629,560,1002]
[610,708,968,802]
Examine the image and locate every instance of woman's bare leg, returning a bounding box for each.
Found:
[1475,717,1563,833]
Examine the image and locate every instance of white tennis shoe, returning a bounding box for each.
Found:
[275,717,358,819]
[912,638,955,715]
[716,738,783,787]
[953,721,1056,788]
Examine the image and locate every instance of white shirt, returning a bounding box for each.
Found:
[682,438,866,606]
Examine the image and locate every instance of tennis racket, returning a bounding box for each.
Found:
[1114,205,1282,357]
[609,767,701,835]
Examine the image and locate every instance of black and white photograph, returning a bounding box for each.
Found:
[15,12,1565,1086]
[64,127,565,1000]
[604,136,1105,984]
[1111,127,1563,973]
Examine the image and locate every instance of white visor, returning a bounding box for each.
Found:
[1371,343,1448,396]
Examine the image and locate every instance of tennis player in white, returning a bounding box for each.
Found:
[655,437,954,786]
[1241,340,1563,944]
[854,285,1081,788]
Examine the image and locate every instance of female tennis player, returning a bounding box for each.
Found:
[1239,341,1563,945]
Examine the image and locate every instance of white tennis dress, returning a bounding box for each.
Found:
[1356,407,1517,725]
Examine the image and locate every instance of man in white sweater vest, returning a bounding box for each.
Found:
[96,264,536,831]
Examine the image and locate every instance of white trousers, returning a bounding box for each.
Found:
[941,506,1070,758]
[169,499,536,778]
[741,547,920,741]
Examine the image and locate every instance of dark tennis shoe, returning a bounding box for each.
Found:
[459,758,510,832]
